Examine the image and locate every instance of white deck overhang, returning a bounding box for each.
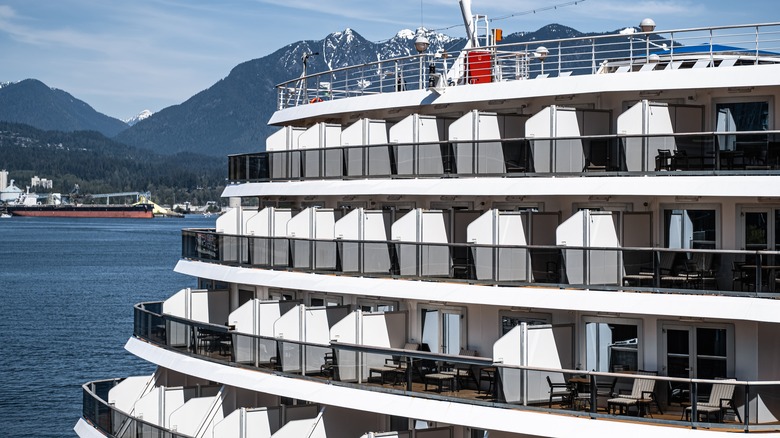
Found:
[176,259,780,324]
[126,336,740,437]
[222,175,780,199]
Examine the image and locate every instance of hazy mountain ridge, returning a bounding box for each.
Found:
[0,79,129,137]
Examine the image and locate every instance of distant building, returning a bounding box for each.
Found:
[31,175,53,190]
[0,170,7,191]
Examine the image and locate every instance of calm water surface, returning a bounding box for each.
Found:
[0,216,215,437]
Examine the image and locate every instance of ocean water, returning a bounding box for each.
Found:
[0,215,215,437]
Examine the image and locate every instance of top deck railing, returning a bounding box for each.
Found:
[276,23,780,110]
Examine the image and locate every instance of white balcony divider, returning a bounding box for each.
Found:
[389,114,444,175]
[271,408,326,438]
[304,306,351,373]
[229,299,298,365]
[467,209,531,281]
[216,207,243,262]
[329,311,360,382]
[267,126,305,179]
[618,100,676,171]
[298,122,342,177]
[287,207,337,269]
[527,105,584,173]
[163,288,228,325]
[341,118,390,176]
[245,207,293,266]
[107,375,154,415]
[213,407,274,438]
[335,208,392,273]
[450,110,505,174]
[493,323,574,405]
[392,209,450,277]
[557,210,622,285]
[273,304,304,373]
[169,387,225,437]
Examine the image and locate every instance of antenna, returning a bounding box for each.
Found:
[490,0,586,23]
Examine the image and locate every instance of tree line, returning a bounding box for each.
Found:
[0,122,226,207]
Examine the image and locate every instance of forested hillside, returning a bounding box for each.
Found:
[0,122,225,206]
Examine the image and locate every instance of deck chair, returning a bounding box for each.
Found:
[368,342,418,385]
[546,374,573,408]
[685,380,741,423]
[607,371,661,416]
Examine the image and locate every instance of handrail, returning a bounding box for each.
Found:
[181,228,780,297]
[275,22,780,109]
[133,301,780,432]
[228,130,780,182]
[82,378,192,438]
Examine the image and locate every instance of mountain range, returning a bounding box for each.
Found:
[1,24,624,158]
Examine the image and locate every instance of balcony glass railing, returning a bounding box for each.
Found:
[82,378,191,438]
[228,131,780,183]
[275,23,780,109]
[133,302,780,432]
[182,229,780,297]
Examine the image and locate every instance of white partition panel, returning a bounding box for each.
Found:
[271,411,325,438]
[298,123,342,178]
[392,209,450,276]
[526,325,573,404]
[336,209,392,273]
[108,375,153,414]
[493,325,524,403]
[330,312,359,382]
[274,305,302,372]
[390,114,443,175]
[162,288,189,318]
[216,207,240,234]
[618,100,677,171]
[527,106,585,173]
[468,210,530,281]
[450,110,505,174]
[133,387,186,428]
[267,126,305,179]
[360,312,408,380]
[169,395,220,436]
[287,208,337,269]
[342,119,390,176]
[190,289,230,324]
[557,210,621,285]
[213,407,275,438]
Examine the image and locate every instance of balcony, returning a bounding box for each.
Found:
[182,228,780,298]
[228,131,780,183]
[132,302,780,432]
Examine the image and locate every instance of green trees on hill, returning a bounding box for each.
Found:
[0,122,225,206]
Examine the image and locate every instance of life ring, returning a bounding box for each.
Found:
[309,97,323,104]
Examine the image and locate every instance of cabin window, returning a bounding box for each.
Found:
[500,311,551,335]
[269,288,296,301]
[584,318,641,372]
[309,294,342,307]
[421,307,465,355]
[663,207,718,249]
[358,299,398,313]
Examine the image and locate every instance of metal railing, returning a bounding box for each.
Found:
[82,378,191,438]
[228,131,780,183]
[276,23,780,109]
[133,302,780,432]
[182,228,780,298]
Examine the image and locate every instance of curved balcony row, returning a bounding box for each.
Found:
[228,131,780,183]
[133,301,780,432]
[82,378,189,438]
[182,229,780,298]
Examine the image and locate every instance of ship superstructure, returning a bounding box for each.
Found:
[78,2,780,437]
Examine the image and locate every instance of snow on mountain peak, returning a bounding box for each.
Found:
[125,109,153,126]
[396,29,415,39]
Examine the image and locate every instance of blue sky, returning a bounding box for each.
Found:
[0,0,774,120]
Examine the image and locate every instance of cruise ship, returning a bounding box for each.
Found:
[76,2,780,437]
